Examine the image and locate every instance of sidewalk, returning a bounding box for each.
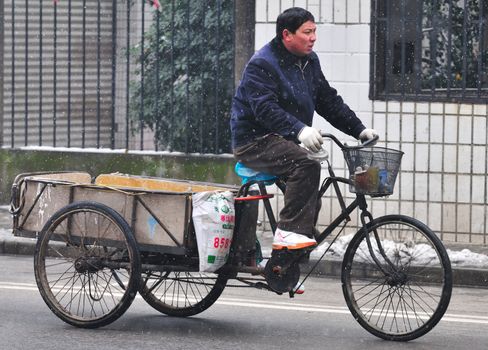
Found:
[1,206,488,287]
[0,206,37,256]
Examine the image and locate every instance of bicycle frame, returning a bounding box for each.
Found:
[315,161,366,245]
[237,158,369,248]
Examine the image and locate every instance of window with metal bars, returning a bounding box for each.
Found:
[370,0,488,103]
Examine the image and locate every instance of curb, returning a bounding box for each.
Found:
[451,267,488,288]
[299,258,488,288]
[2,236,488,288]
[0,236,37,256]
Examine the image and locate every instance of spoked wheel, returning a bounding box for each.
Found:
[34,201,141,328]
[342,215,452,341]
[139,270,230,317]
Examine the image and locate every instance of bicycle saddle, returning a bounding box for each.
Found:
[234,162,277,185]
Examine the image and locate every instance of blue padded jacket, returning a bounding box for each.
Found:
[230,37,365,149]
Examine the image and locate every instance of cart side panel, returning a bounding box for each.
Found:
[133,194,188,247]
[73,188,132,226]
[19,182,72,233]
[74,187,186,247]
[14,174,203,251]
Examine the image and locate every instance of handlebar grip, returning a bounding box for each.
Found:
[360,134,379,147]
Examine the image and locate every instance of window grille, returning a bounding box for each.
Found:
[370,0,488,103]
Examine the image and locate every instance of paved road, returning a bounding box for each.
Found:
[1,254,488,350]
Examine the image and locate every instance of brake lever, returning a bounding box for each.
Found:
[360,134,379,148]
[347,134,379,149]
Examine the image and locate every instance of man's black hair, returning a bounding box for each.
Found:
[276,7,315,38]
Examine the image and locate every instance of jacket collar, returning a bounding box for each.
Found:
[270,36,315,67]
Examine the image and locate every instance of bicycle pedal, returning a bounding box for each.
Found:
[264,250,300,294]
[271,248,310,262]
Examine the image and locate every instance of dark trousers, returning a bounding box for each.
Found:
[234,134,321,237]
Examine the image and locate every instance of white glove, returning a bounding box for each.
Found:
[359,128,378,145]
[298,126,323,152]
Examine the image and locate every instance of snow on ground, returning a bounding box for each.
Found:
[447,248,488,268]
[263,233,488,269]
[5,145,234,159]
[310,234,488,268]
[0,228,11,236]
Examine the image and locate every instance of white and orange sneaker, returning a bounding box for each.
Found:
[293,282,305,295]
[272,228,317,250]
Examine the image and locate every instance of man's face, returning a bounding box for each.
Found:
[282,20,317,57]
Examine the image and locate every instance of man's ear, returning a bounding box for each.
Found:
[282,29,293,42]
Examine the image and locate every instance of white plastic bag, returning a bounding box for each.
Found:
[192,191,235,272]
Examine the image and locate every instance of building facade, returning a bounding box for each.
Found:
[255,0,488,245]
[1,0,487,245]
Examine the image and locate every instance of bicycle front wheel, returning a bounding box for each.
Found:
[342,215,452,341]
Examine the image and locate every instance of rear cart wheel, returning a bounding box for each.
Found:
[139,270,229,317]
[342,215,452,341]
[34,201,141,328]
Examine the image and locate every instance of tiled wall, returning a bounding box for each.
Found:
[254,0,488,245]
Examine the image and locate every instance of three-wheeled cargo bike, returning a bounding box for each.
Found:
[10,134,453,341]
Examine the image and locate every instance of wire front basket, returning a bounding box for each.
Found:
[342,147,404,197]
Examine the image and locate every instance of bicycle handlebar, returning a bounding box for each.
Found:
[320,132,379,150]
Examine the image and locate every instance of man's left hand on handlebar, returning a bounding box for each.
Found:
[359,128,379,145]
